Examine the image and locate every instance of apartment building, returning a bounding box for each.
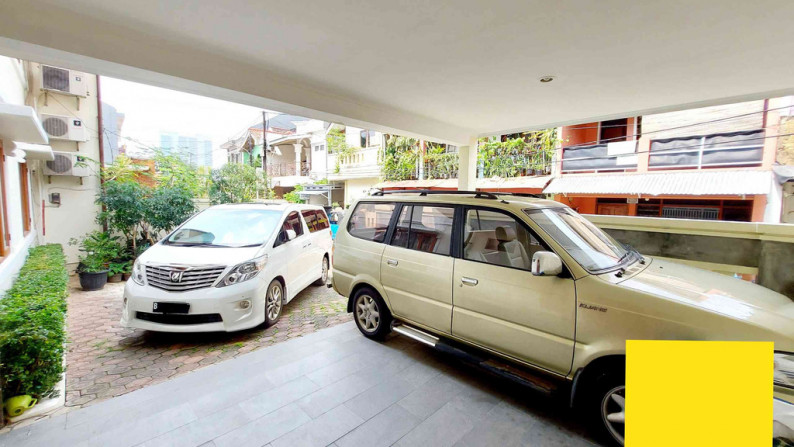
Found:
[545,99,791,222]
[0,57,103,292]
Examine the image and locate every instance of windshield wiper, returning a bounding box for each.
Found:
[167,242,219,247]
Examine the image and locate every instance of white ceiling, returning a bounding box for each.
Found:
[2,0,794,144]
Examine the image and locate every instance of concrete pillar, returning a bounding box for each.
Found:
[458,138,478,191]
[293,143,302,175]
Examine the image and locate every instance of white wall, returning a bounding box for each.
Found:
[345,126,362,148]
[28,63,102,264]
[0,56,36,293]
[343,177,377,207]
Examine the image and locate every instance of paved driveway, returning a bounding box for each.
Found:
[64,276,351,410]
[0,322,603,447]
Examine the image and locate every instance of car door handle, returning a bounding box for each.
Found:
[461,277,478,286]
[386,259,398,266]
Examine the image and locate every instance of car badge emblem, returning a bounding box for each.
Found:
[170,271,184,283]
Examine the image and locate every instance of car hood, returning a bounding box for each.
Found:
[138,243,263,269]
[620,258,794,337]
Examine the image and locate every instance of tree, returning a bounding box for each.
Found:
[209,163,262,204]
[154,152,208,198]
[284,184,305,203]
[144,186,196,239]
[97,181,147,252]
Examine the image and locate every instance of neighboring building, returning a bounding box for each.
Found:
[159,131,212,167]
[545,98,791,222]
[327,125,383,206]
[0,57,103,291]
[100,101,125,165]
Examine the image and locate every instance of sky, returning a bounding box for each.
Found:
[100,77,265,167]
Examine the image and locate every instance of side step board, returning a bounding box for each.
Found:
[392,323,558,395]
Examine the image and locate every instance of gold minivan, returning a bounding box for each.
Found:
[332,190,794,446]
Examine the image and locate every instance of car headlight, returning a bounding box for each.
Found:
[217,255,268,287]
[775,352,794,389]
[132,259,146,286]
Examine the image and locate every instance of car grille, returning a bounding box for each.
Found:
[145,264,226,292]
[136,312,223,325]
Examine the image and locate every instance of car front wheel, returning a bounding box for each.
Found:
[586,371,625,446]
[264,279,283,328]
[353,287,392,340]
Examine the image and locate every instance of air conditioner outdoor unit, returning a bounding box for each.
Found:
[40,65,87,97]
[40,114,89,142]
[43,151,91,177]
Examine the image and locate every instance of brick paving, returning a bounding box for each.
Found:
[63,275,351,410]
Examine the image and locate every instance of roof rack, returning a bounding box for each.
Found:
[371,189,500,200]
[492,192,546,199]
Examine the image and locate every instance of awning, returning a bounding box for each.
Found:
[5,142,54,161]
[0,103,48,144]
[543,170,774,196]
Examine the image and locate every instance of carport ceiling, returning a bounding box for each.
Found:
[2,1,793,144]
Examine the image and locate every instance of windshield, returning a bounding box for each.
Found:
[524,207,630,272]
[166,208,283,247]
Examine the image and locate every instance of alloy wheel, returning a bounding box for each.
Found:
[266,283,283,321]
[355,294,380,333]
[601,385,625,445]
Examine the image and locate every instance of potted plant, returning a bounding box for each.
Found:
[69,231,123,291]
[121,259,133,281]
[107,261,127,283]
[76,252,109,291]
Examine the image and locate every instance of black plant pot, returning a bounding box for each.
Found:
[78,270,109,291]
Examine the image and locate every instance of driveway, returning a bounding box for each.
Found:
[0,321,603,447]
[63,276,351,410]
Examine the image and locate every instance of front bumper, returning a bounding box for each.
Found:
[120,277,267,332]
[775,386,794,442]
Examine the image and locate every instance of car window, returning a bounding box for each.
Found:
[166,208,282,247]
[282,211,304,238]
[463,208,543,270]
[314,210,330,230]
[390,205,454,256]
[348,202,396,243]
[301,210,319,232]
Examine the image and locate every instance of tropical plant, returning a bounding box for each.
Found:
[144,185,196,238]
[155,152,208,198]
[327,127,358,173]
[477,129,559,178]
[209,163,265,204]
[284,184,305,203]
[424,143,459,179]
[69,231,123,273]
[381,135,421,181]
[97,180,147,252]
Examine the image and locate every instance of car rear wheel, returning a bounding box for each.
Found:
[264,279,283,328]
[313,256,329,286]
[353,287,392,340]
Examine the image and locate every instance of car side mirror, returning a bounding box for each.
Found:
[286,229,297,241]
[531,251,563,276]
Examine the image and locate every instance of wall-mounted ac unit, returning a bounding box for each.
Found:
[40,65,87,97]
[43,151,91,177]
[40,114,89,142]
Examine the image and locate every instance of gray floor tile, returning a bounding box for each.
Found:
[213,403,311,447]
[393,401,475,447]
[239,376,320,420]
[335,404,420,447]
[296,369,382,419]
[397,374,465,420]
[343,376,415,420]
[270,405,363,447]
[453,401,536,447]
[84,402,197,447]
[139,404,250,447]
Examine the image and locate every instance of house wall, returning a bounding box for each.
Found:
[641,100,765,139]
[0,57,37,293]
[344,177,377,207]
[28,63,102,264]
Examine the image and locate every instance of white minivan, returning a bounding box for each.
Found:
[121,203,332,332]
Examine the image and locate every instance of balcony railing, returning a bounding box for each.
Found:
[267,161,311,177]
[648,129,764,170]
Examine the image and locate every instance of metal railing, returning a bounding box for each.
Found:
[267,161,311,177]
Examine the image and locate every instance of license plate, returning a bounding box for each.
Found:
[153,302,190,314]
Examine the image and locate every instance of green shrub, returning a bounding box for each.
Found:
[0,244,68,398]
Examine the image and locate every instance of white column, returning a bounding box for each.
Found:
[293,143,302,174]
[457,138,478,191]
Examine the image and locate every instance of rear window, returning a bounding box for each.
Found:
[302,209,330,232]
[348,202,396,242]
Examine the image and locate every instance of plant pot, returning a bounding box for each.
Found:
[78,270,109,291]
[122,272,131,281]
[5,395,37,417]
[108,273,123,283]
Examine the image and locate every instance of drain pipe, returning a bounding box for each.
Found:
[96,75,107,232]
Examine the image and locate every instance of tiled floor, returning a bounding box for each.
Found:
[0,322,604,447]
[63,276,351,409]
